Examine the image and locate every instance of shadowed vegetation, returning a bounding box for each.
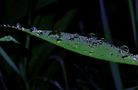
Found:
[0,0,138,90]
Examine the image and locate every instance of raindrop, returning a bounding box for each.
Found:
[88,33,96,38]
[3,24,6,27]
[119,45,129,58]
[99,38,105,43]
[131,54,138,61]
[21,27,25,31]
[69,37,74,41]
[74,33,79,38]
[16,23,21,29]
[120,45,129,53]
[7,25,10,27]
[30,27,37,31]
[48,31,57,36]
[56,38,62,43]
[38,30,43,35]
[48,31,60,36]
[101,38,104,40]
[48,31,61,39]
[11,26,16,28]
[34,30,43,36]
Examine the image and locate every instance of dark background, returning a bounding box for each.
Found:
[0,0,138,90]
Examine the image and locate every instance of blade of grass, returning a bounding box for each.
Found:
[50,55,68,90]
[0,71,7,90]
[125,86,138,90]
[128,0,137,48]
[99,0,123,90]
[99,0,112,41]
[0,35,20,44]
[135,0,138,24]
[0,26,138,66]
[0,46,20,76]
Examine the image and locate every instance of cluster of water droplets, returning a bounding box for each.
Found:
[47,31,63,43]
[57,31,138,63]
[0,23,25,31]
[118,45,138,62]
[30,27,45,36]
[1,23,138,63]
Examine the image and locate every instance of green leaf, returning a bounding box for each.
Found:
[0,26,138,66]
[0,35,20,44]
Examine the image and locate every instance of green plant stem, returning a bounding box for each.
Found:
[110,63,123,90]
[50,55,69,90]
[128,0,137,48]
[99,0,123,89]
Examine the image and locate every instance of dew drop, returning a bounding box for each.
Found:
[11,26,16,28]
[48,31,61,39]
[30,27,37,31]
[21,27,25,31]
[74,33,79,38]
[120,45,129,53]
[100,38,105,43]
[34,30,43,36]
[88,33,96,38]
[16,23,21,29]
[56,38,62,43]
[119,45,129,58]
[3,24,6,27]
[48,31,57,36]
[49,31,60,36]
[7,25,10,27]
[130,54,138,61]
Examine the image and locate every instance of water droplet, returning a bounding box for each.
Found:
[88,33,96,38]
[7,25,10,27]
[11,26,15,28]
[48,31,61,36]
[101,38,104,40]
[48,31,56,36]
[21,27,25,31]
[30,27,37,31]
[120,45,129,53]
[119,45,129,58]
[56,38,62,43]
[74,33,79,38]
[33,30,43,36]
[130,54,138,61]
[3,24,6,27]
[16,23,21,29]
[48,31,61,39]
[38,30,43,35]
